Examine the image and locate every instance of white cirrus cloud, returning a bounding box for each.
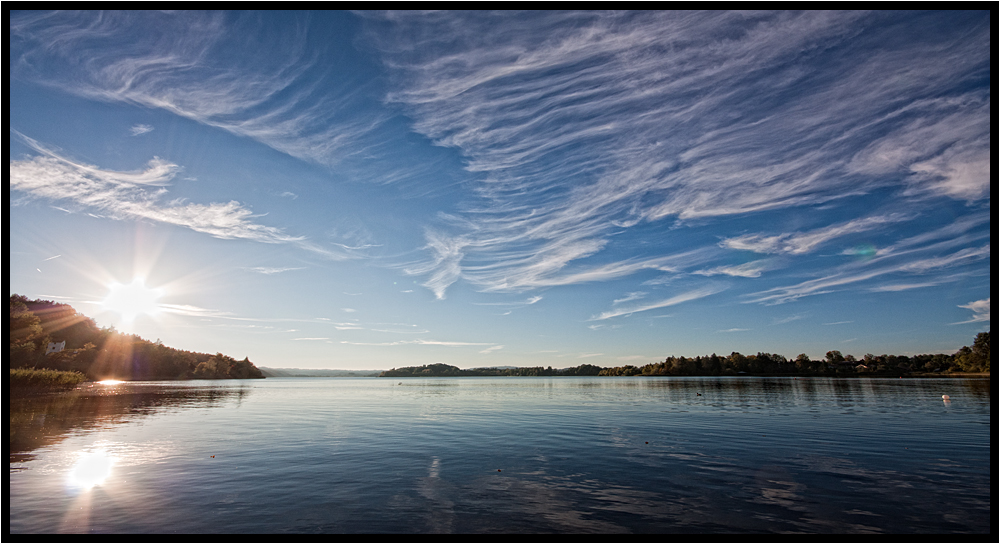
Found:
[956,298,989,324]
[869,282,941,292]
[370,328,430,335]
[590,285,726,321]
[412,340,494,347]
[897,246,990,273]
[848,98,991,200]
[612,292,647,305]
[10,134,348,258]
[693,261,770,278]
[473,295,544,307]
[406,237,714,299]
[130,124,154,136]
[157,304,233,318]
[368,11,988,299]
[248,267,305,275]
[720,215,911,256]
[9,11,399,170]
[746,244,990,305]
[340,339,497,348]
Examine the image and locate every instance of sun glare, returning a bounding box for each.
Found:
[102,278,163,322]
[68,450,115,490]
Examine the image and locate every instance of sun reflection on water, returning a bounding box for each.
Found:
[68,450,115,490]
[97,379,125,386]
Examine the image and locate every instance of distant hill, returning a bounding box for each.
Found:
[378,332,991,378]
[258,367,381,378]
[380,363,603,378]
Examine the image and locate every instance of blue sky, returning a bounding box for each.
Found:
[9,11,991,370]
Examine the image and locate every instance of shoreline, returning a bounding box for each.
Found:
[379,372,991,379]
[9,373,989,396]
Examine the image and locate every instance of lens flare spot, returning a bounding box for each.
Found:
[846,244,878,261]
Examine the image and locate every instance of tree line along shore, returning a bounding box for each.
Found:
[380,332,990,378]
[10,294,988,390]
[10,295,264,393]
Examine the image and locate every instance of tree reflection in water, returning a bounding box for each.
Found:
[9,383,250,466]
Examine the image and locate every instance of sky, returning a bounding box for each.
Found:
[9,10,991,370]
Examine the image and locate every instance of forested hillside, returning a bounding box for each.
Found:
[10,295,264,380]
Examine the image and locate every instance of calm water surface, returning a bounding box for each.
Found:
[9,377,991,534]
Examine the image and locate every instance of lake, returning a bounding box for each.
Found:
[8,376,991,534]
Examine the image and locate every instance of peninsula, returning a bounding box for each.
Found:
[10,295,264,386]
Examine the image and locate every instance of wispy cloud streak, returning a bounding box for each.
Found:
[473,295,544,307]
[369,11,989,298]
[340,339,498,348]
[9,133,347,257]
[159,304,234,318]
[720,215,911,255]
[956,298,989,324]
[746,244,990,305]
[248,267,305,275]
[693,261,770,278]
[130,124,154,136]
[10,11,396,168]
[612,292,647,305]
[591,285,725,320]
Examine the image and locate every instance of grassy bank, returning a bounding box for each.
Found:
[906,372,991,378]
[9,368,87,394]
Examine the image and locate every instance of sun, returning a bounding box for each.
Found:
[101,278,163,322]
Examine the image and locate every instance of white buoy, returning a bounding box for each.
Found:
[942,395,950,400]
